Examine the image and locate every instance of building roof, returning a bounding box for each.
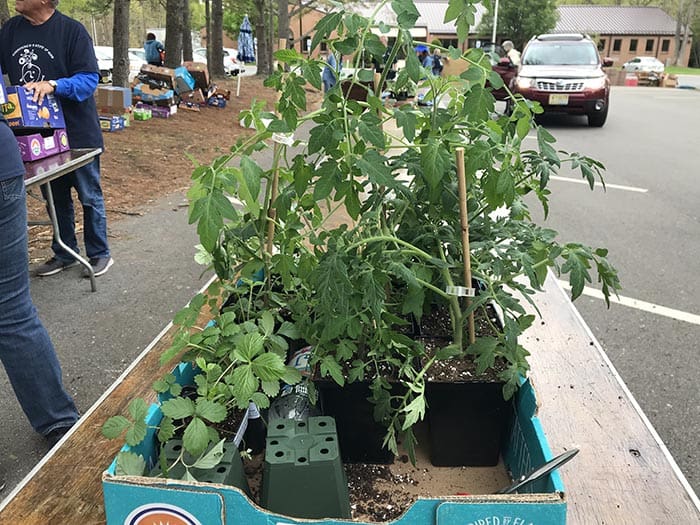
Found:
[414,1,487,34]
[555,6,682,36]
[349,3,688,39]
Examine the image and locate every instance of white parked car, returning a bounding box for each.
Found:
[127,51,146,82]
[93,46,147,83]
[128,47,146,62]
[193,47,244,76]
[622,56,664,73]
[93,45,113,83]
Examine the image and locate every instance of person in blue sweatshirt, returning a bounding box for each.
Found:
[144,32,165,66]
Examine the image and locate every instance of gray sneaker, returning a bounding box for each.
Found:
[36,257,79,276]
[83,256,114,278]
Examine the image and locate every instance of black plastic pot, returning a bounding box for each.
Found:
[426,380,513,467]
[314,379,395,464]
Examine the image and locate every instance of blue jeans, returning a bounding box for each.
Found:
[44,157,111,262]
[0,175,79,435]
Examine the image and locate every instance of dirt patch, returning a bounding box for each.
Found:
[26,76,310,263]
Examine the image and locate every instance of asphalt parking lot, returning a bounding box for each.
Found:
[524,85,700,493]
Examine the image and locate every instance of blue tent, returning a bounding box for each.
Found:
[237,15,255,63]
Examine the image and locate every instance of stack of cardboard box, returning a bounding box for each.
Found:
[1,65,70,161]
[179,61,209,110]
[96,86,131,131]
[130,61,233,116]
[661,73,678,88]
[132,64,179,117]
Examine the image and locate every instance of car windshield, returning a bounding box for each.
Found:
[94,49,112,60]
[522,42,599,66]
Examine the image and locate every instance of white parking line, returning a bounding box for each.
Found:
[557,280,700,325]
[550,175,648,193]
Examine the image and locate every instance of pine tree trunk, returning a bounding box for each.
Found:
[278,0,291,45]
[182,1,192,62]
[210,0,225,78]
[0,0,11,27]
[254,0,273,76]
[112,0,131,87]
[165,0,184,68]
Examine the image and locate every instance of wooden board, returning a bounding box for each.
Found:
[0,273,698,524]
[522,272,700,523]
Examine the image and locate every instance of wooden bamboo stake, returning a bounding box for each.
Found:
[455,147,475,345]
[265,62,286,257]
[266,142,280,257]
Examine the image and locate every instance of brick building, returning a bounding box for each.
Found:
[555,6,692,68]
[288,3,692,67]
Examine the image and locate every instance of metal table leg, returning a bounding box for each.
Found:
[42,182,97,292]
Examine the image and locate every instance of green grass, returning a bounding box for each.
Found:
[665,65,700,75]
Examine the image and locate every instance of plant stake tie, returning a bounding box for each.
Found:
[455,147,475,345]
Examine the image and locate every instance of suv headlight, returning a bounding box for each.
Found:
[515,76,536,90]
[583,76,607,89]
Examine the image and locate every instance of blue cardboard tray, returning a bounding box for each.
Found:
[103,365,566,525]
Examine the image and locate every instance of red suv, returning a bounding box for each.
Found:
[507,34,612,127]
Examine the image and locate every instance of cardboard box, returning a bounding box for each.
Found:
[662,74,678,88]
[102,366,566,525]
[174,66,196,94]
[1,86,66,129]
[136,102,176,118]
[139,64,176,89]
[132,83,176,105]
[182,61,210,91]
[99,115,125,132]
[178,100,201,112]
[96,86,132,113]
[180,88,206,106]
[133,107,152,120]
[606,69,627,86]
[208,86,231,101]
[14,128,69,161]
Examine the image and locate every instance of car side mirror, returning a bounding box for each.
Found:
[602,57,614,68]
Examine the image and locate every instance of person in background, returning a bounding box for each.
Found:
[322,50,340,93]
[373,36,397,81]
[0,0,114,278]
[0,114,80,452]
[415,44,434,73]
[144,32,165,67]
[431,48,443,77]
[502,40,521,66]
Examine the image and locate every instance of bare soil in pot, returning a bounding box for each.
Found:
[418,303,507,382]
[241,421,511,522]
[418,304,514,467]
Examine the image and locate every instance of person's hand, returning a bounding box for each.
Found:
[23,80,55,105]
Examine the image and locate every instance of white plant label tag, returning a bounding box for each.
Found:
[272,132,294,146]
[446,285,475,297]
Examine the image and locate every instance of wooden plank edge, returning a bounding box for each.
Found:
[0,273,218,513]
[544,271,700,512]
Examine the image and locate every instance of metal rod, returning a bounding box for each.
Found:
[43,182,97,292]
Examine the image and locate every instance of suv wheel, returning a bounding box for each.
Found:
[587,106,608,127]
